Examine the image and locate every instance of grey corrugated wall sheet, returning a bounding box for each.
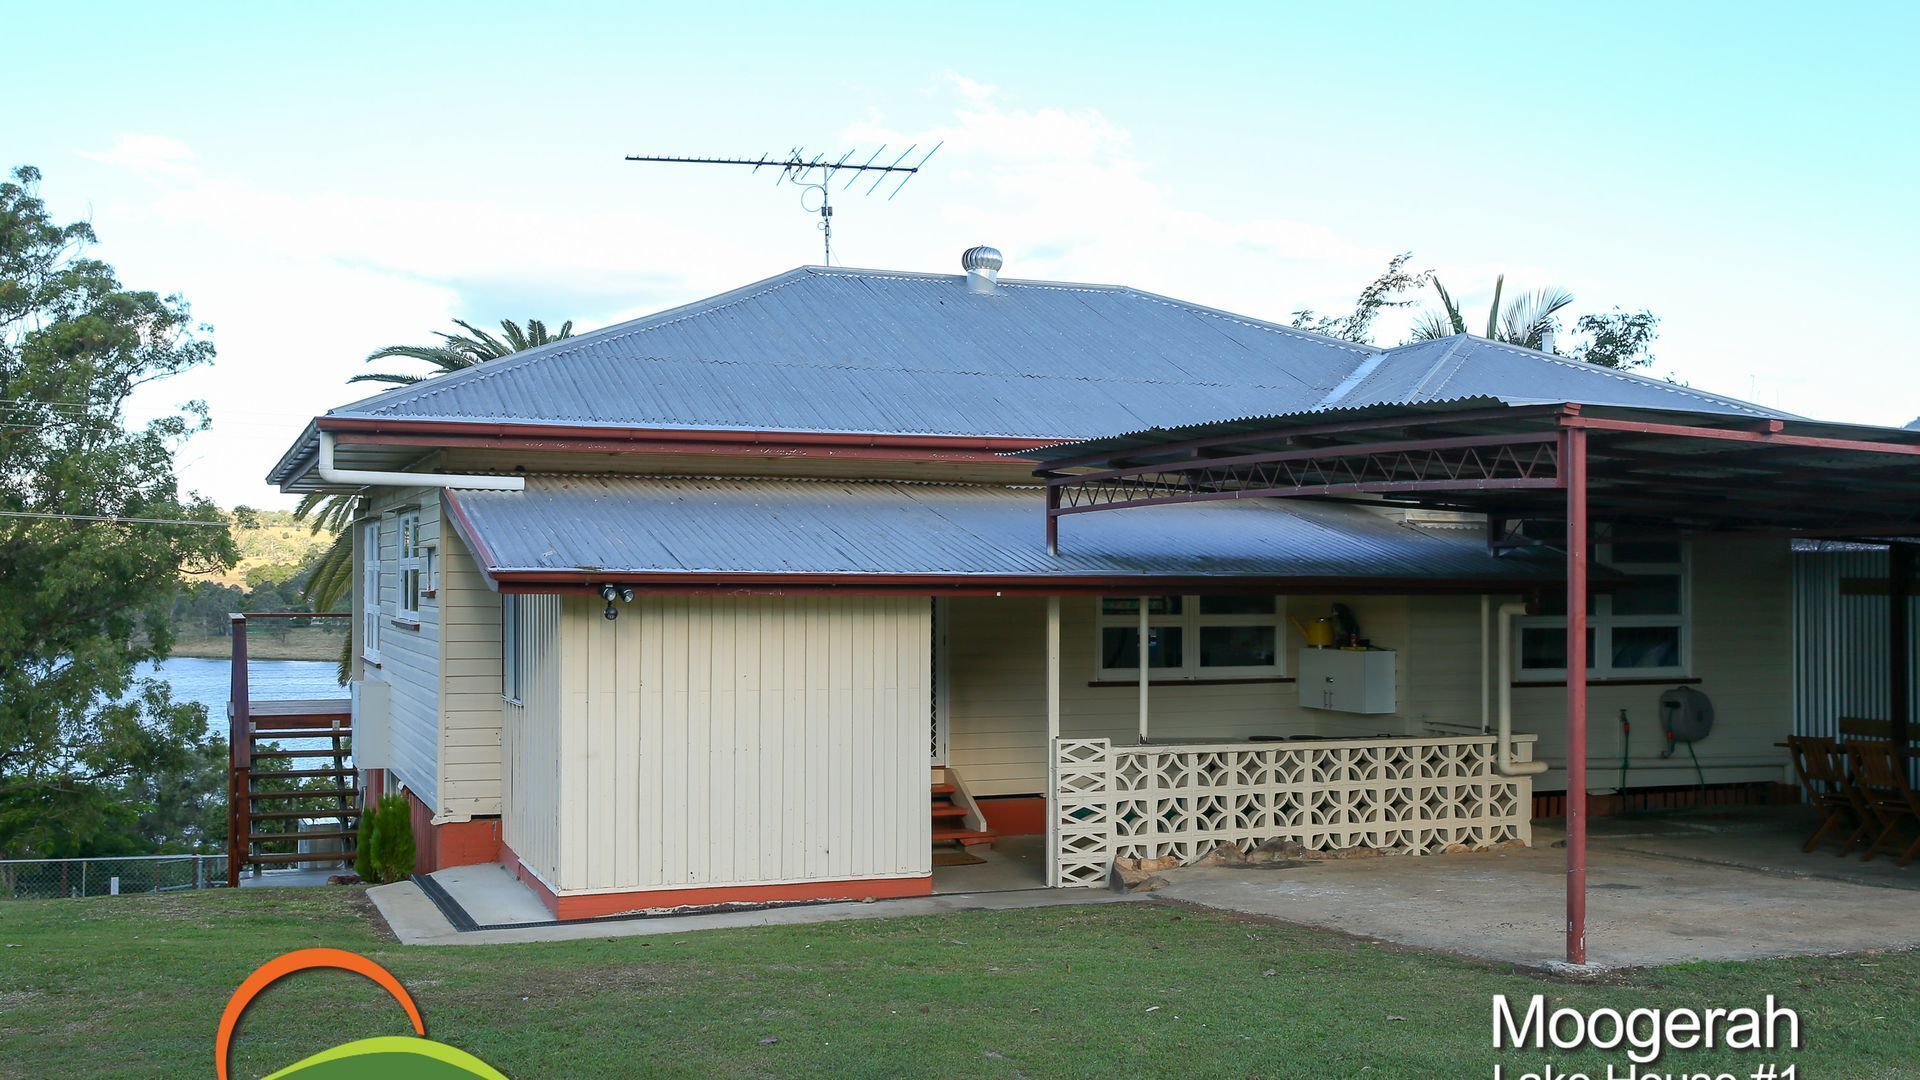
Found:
[1792,546,1919,739]
[453,475,1567,582]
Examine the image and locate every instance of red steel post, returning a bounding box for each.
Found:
[1564,427,1589,965]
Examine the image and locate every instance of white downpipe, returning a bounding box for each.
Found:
[317,431,524,491]
[1495,601,1548,777]
[1479,595,1491,734]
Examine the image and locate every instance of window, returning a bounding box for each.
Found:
[360,520,382,660]
[501,594,522,703]
[1517,539,1689,679]
[397,511,424,621]
[1096,595,1286,680]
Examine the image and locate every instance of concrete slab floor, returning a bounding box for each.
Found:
[1149,838,1920,971]
[932,834,1047,895]
[369,875,1135,947]
[1563,805,1920,892]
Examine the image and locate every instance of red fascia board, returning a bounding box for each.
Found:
[486,571,1569,597]
[1560,415,1920,457]
[317,416,1048,461]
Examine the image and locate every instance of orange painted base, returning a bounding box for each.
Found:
[381,783,502,875]
[498,843,932,920]
[976,795,1047,837]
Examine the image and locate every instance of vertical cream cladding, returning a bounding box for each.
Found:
[508,594,933,895]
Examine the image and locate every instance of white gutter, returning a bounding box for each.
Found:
[1494,601,1548,777]
[316,431,525,491]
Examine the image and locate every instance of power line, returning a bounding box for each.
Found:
[0,510,264,528]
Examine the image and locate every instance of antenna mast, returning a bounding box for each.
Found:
[624,144,942,265]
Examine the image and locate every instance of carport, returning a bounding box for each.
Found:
[1020,398,1920,966]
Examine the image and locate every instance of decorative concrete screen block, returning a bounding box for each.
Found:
[1051,735,1533,888]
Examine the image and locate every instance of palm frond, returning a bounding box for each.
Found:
[347,372,427,386]
[1483,275,1505,339]
[1428,275,1467,336]
[1499,287,1576,350]
[301,530,355,612]
[1407,312,1458,342]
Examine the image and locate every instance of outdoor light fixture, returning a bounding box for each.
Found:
[600,584,620,621]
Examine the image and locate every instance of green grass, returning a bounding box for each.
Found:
[1,888,1914,1078]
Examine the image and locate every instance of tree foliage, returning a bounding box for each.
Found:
[1409,273,1577,351]
[0,165,237,857]
[1568,308,1661,370]
[1288,252,1425,346]
[360,793,415,883]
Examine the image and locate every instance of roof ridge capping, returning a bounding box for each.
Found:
[1422,333,1796,419]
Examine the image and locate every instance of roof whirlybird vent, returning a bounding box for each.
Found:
[962,245,1003,294]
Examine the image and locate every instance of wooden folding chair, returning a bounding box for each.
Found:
[1787,736,1872,856]
[1845,743,1920,867]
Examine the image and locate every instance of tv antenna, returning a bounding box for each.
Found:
[624,143,942,265]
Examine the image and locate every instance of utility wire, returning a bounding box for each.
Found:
[0,510,273,528]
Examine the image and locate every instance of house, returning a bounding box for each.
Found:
[256,250,1920,942]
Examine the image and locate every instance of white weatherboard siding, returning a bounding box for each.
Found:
[1405,535,1795,792]
[946,594,1410,797]
[502,594,563,883]
[528,595,931,895]
[363,486,439,810]
[945,535,1794,797]
[436,519,503,819]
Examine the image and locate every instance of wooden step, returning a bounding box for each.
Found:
[249,808,360,821]
[251,729,351,742]
[931,804,969,819]
[243,851,357,865]
[249,767,355,780]
[931,783,957,796]
[247,747,353,759]
[932,825,996,846]
[244,788,363,802]
[248,829,357,843]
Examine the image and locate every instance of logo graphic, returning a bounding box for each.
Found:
[217,948,507,1079]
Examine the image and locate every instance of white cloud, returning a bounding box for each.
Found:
[78,134,197,177]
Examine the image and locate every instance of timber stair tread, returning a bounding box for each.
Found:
[249,767,356,779]
[249,729,351,741]
[931,776,996,849]
[247,747,353,759]
[245,851,356,865]
[244,788,362,801]
[248,808,361,821]
[248,829,356,843]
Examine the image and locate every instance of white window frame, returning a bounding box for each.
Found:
[396,510,424,622]
[501,594,522,704]
[1094,595,1288,680]
[1516,540,1691,680]
[360,519,382,661]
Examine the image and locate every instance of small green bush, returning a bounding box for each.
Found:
[359,794,417,884]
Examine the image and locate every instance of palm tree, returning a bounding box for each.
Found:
[1409,274,1574,352]
[350,317,574,386]
[298,318,574,680]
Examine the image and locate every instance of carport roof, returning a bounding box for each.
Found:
[441,475,1576,593]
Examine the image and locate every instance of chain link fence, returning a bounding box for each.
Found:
[0,854,230,899]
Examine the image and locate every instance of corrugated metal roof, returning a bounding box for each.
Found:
[272,263,1796,488]
[450,475,1570,583]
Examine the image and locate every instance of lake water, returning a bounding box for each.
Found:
[140,657,344,742]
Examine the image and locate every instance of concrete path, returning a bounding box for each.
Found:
[370,877,1133,946]
[1149,838,1920,970]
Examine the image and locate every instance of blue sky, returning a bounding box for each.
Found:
[10,1,1917,507]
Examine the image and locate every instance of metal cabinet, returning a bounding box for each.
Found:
[1297,648,1396,714]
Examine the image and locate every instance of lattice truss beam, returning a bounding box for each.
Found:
[1052,738,1533,888]
[1048,433,1562,516]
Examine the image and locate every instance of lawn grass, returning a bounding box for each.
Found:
[0,887,1914,1078]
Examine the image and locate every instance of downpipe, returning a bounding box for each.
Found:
[1494,601,1548,777]
[317,431,525,491]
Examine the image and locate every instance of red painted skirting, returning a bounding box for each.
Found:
[497,843,931,919]
[976,795,1047,837]
[394,788,502,875]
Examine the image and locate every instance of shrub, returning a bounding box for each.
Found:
[360,794,417,884]
[354,807,376,881]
